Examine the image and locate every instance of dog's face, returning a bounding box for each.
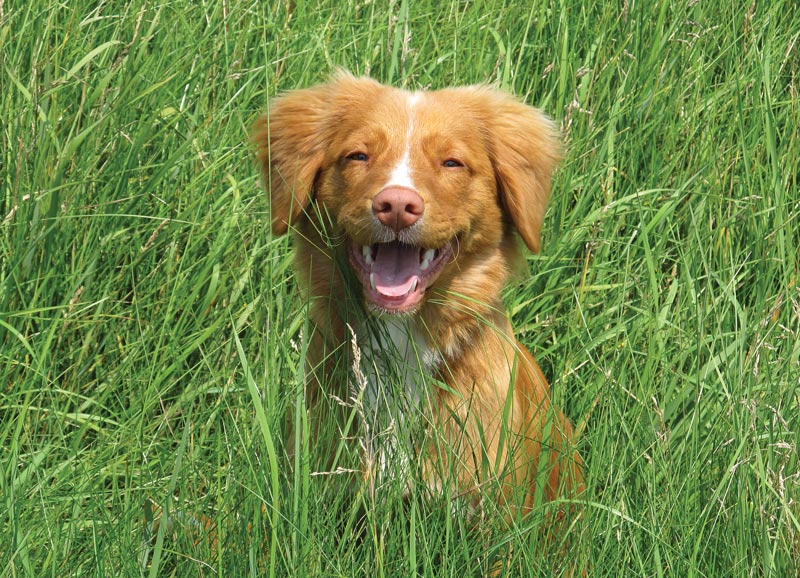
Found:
[254,74,561,314]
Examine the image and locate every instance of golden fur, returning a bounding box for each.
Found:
[253,73,583,519]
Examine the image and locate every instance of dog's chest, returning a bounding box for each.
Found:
[351,317,441,481]
[353,317,439,415]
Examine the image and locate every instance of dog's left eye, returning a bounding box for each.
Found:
[346,152,369,162]
[442,158,464,168]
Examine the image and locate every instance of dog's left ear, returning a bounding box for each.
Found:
[486,92,562,253]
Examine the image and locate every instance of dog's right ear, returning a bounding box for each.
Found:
[252,84,332,236]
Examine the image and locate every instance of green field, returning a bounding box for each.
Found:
[2,1,798,576]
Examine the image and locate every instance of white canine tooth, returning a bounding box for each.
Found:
[410,278,418,292]
[369,273,376,290]
[420,248,436,270]
[362,245,374,265]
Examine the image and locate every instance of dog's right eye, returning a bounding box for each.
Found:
[345,152,369,162]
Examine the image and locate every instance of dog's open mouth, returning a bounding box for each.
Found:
[348,240,453,313]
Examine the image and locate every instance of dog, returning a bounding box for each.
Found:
[253,73,584,522]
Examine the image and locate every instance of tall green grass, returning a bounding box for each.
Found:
[2,0,798,576]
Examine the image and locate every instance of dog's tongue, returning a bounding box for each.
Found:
[372,243,420,297]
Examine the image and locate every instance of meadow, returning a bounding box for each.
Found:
[1,0,798,576]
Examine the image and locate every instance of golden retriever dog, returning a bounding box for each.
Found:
[253,73,583,524]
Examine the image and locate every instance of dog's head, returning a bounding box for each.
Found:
[253,73,561,315]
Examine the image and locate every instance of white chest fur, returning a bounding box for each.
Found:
[350,316,441,484]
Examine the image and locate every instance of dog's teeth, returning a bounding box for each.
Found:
[420,248,436,270]
[369,273,376,290]
[362,245,374,265]
[410,278,418,292]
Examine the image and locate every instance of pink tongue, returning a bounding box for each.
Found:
[372,243,421,297]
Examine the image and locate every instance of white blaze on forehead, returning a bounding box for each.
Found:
[384,92,421,190]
